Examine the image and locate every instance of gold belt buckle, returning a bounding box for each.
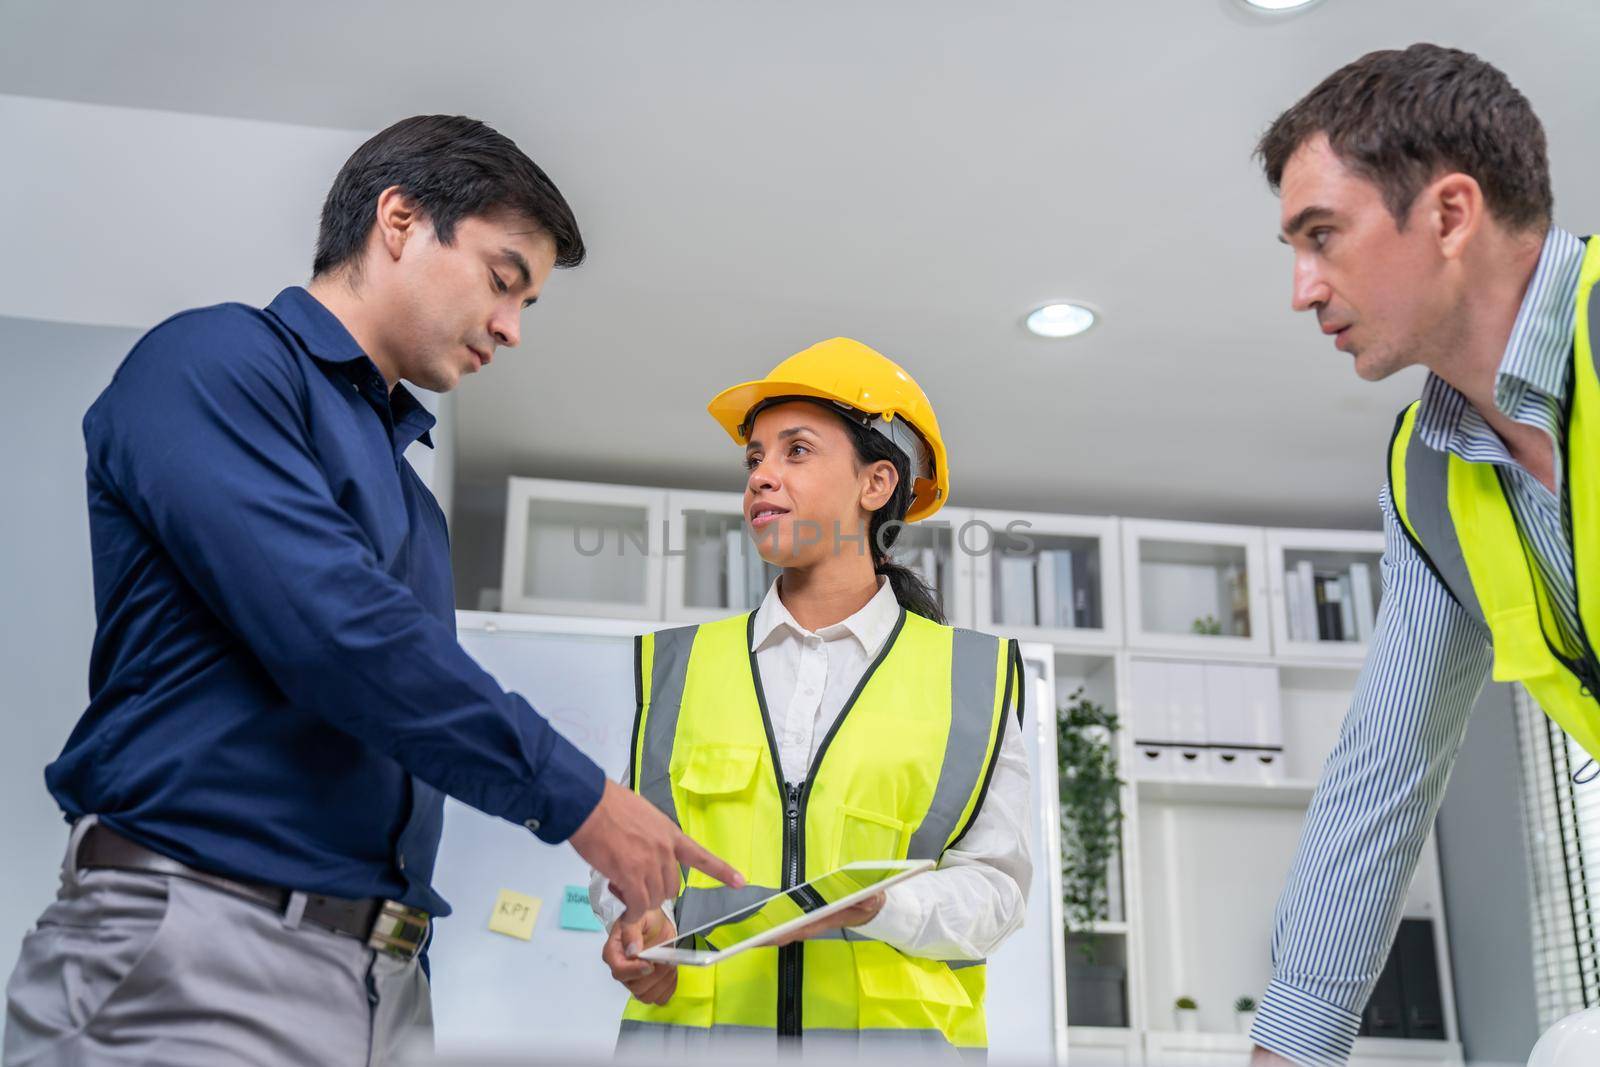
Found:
[367,900,430,960]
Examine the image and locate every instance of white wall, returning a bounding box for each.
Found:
[0,94,363,329]
[0,315,140,980]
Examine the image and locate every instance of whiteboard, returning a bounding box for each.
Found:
[429,613,1063,1062]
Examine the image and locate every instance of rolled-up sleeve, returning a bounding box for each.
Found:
[86,309,604,842]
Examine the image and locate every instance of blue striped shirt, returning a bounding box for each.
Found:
[1251,226,1586,1065]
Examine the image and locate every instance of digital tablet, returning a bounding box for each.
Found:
[635,859,935,966]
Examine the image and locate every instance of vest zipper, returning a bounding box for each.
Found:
[779,780,804,1038]
[746,608,908,1044]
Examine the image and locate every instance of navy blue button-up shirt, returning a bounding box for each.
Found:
[48,287,605,917]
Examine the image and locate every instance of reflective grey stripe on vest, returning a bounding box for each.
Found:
[618,1020,983,1060]
[636,624,698,828]
[905,629,1004,860]
[1398,280,1600,626]
[1401,430,1485,624]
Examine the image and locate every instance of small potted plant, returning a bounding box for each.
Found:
[1173,995,1199,1032]
[1234,995,1258,1034]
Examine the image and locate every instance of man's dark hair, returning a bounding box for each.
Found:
[1256,43,1552,232]
[313,114,585,277]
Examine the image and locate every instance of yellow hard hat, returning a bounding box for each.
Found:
[707,337,949,523]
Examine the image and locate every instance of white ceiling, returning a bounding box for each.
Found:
[5,0,1599,529]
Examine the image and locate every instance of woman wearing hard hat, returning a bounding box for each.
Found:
[588,337,1033,1056]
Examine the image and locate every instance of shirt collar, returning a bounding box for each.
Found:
[266,286,370,365]
[751,575,901,657]
[265,286,435,450]
[1415,225,1585,451]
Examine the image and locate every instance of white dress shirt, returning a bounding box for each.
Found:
[589,576,1033,961]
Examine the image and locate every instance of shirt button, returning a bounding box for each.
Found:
[525,818,542,833]
[397,852,407,871]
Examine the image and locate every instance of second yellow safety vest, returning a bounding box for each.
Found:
[1389,235,1600,761]
[616,607,1021,1056]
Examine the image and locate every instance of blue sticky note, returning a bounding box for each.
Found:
[560,884,605,932]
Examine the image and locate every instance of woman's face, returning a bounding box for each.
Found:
[742,401,896,569]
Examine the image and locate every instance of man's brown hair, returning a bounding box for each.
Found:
[1257,43,1552,232]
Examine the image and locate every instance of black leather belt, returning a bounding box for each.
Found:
[76,823,430,960]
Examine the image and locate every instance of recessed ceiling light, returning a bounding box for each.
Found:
[1025,302,1097,339]
[1239,0,1321,11]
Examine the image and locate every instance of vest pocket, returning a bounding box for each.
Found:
[834,805,909,869]
[670,960,716,1001]
[671,743,763,877]
[854,943,971,1008]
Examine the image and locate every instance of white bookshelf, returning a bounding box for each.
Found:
[889,506,977,628]
[1123,519,1271,657]
[661,489,779,622]
[499,478,666,619]
[1267,527,1385,664]
[488,477,1459,1066]
[972,508,1122,648]
[1124,655,1459,1066]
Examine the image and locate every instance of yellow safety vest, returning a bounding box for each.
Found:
[616,607,1021,1057]
[1389,235,1600,762]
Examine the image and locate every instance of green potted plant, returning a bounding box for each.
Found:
[1173,995,1199,1032]
[1234,995,1257,1034]
[1057,687,1124,963]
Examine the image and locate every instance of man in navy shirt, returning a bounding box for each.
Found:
[3,114,740,1066]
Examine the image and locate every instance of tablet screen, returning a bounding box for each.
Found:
[668,860,931,953]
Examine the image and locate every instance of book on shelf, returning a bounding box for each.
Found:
[1035,549,1077,629]
[723,528,747,610]
[1335,574,1357,642]
[1072,548,1100,628]
[1224,562,1250,637]
[1284,570,1305,642]
[998,555,1037,627]
[1349,560,1377,641]
[1314,574,1344,641]
[1294,559,1318,642]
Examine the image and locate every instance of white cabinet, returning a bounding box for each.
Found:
[1123,520,1270,656]
[1267,528,1385,663]
[1126,660,1283,784]
[1128,659,1208,781]
[1143,1030,1463,1067]
[660,494,977,626]
[886,506,977,629]
[971,509,1121,647]
[662,489,778,622]
[499,478,666,619]
[1200,663,1284,784]
[1068,1026,1141,1066]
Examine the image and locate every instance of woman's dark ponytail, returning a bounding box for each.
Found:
[875,556,946,625]
[836,412,947,624]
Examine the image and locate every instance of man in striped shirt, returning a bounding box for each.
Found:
[1248,44,1582,1066]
